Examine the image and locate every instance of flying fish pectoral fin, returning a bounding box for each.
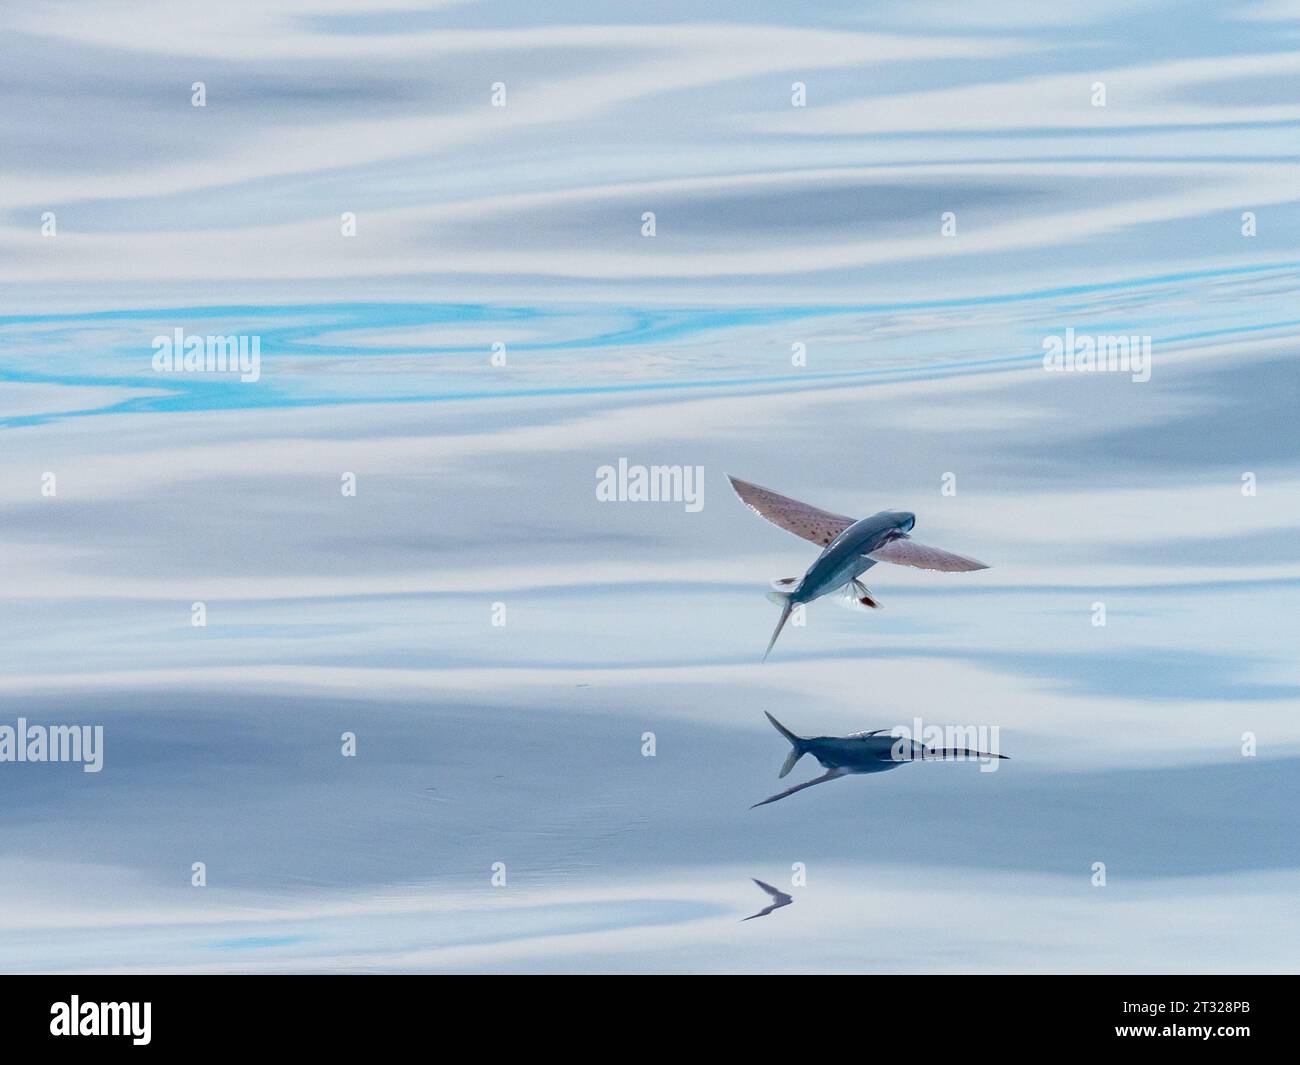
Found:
[728,475,857,548]
[867,537,989,572]
[750,767,849,808]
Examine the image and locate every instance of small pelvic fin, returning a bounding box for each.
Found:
[767,577,801,606]
[852,579,881,609]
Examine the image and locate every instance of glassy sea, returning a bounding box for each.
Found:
[0,2,1298,972]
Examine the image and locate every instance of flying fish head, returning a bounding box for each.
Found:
[879,511,915,533]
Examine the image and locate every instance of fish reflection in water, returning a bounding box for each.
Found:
[743,878,794,921]
[751,713,1008,809]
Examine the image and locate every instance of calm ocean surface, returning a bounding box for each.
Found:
[0,1,1297,972]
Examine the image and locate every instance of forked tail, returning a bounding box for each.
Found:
[764,596,795,661]
[764,711,807,777]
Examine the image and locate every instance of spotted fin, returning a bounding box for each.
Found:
[728,476,856,547]
[868,537,988,571]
